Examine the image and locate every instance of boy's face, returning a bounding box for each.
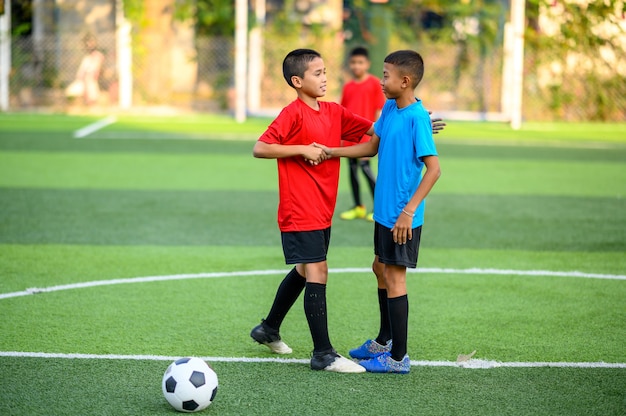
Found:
[380,62,407,99]
[348,55,369,79]
[293,57,327,98]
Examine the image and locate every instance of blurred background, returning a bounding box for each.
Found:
[2,0,625,121]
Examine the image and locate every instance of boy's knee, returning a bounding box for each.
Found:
[372,257,384,277]
[304,261,329,284]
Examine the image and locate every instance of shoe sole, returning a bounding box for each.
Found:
[360,355,410,374]
[250,328,293,354]
[263,340,292,354]
[252,339,292,354]
[320,356,365,373]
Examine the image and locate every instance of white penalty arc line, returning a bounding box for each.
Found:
[1,267,624,301]
[1,351,624,369]
[73,115,117,138]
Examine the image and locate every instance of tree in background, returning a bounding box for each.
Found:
[525,0,626,120]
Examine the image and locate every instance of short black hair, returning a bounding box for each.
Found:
[384,50,424,88]
[349,46,369,59]
[282,49,322,88]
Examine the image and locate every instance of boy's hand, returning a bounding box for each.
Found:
[313,142,332,156]
[427,110,446,134]
[391,211,413,245]
[303,143,328,165]
[431,117,445,134]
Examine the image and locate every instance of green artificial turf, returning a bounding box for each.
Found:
[2,358,624,416]
[0,113,624,415]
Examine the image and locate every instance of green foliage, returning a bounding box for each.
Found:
[174,0,234,36]
[526,0,626,120]
[366,0,504,48]
[10,0,33,36]
[123,0,146,27]
[194,0,235,36]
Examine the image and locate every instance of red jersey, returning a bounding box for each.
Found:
[340,74,385,142]
[259,98,372,232]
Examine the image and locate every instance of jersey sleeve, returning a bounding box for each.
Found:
[339,105,373,144]
[413,111,437,159]
[258,105,297,145]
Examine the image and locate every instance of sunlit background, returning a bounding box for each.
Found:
[1,0,625,123]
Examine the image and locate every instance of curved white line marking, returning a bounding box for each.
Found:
[1,351,624,369]
[1,267,624,301]
[2,269,624,369]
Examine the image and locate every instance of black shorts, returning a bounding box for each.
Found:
[281,227,331,264]
[374,222,422,268]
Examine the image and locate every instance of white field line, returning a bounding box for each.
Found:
[76,129,625,149]
[1,267,624,301]
[86,131,258,141]
[0,351,624,369]
[73,115,117,138]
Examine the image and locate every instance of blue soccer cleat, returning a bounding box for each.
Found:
[348,339,391,360]
[360,352,410,374]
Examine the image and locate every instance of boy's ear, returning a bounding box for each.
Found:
[291,75,303,88]
[402,75,411,89]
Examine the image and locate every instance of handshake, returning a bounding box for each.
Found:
[304,142,332,165]
[302,114,445,166]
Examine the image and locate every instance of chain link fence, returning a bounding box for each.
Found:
[10,32,117,108]
[7,29,626,121]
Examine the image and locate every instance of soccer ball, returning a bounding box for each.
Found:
[162,357,219,412]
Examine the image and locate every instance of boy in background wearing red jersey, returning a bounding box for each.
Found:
[339,46,385,222]
[250,49,373,373]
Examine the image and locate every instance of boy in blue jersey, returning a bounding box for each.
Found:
[317,50,441,373]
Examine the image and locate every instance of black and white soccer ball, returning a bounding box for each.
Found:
[162,357,218,412]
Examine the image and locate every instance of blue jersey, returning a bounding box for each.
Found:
[373,99,438,228]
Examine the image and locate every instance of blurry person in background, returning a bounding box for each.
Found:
[66,33,104,105]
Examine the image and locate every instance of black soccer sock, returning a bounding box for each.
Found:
[263,267,306,330]
[304,282,333,353]
[348,158,362,207]
[359,159,376,199]
[389,294,409,361]
[375,288,392,345]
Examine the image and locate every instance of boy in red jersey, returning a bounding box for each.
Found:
[250,49,373,373]
[338,46,385,222]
